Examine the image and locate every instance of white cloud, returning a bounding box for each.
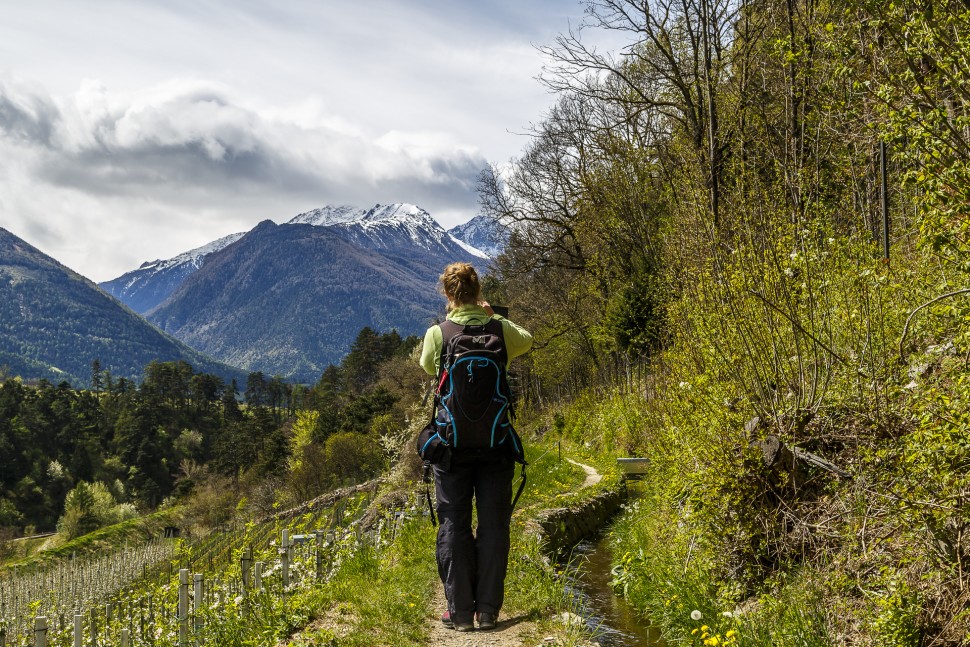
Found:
[0,76,488,280]
[0,0,624,281]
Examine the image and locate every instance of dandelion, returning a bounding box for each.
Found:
[722,611,733,618]
[691,609,703,620]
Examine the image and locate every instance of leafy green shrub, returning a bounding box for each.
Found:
[56,481,138,540]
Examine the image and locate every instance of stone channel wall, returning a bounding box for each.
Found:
[531,485,628,557]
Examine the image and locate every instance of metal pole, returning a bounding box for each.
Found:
[74,612,82,647]
[281,530,290,588]
[254,562,263,592]
[880,140,890,261]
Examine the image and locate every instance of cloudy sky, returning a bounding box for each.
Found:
[0,0,618,282]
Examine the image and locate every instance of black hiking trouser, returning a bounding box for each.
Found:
[433,449,515,624]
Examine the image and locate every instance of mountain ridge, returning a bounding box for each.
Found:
[101,203,493,316]
[145,218,480,381]
[0,226,245,387]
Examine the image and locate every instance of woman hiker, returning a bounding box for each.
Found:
[419,262,533,632]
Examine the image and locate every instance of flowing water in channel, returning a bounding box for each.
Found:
[564,532,666,646]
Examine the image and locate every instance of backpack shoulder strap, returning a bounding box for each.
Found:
[484,317,505,339]
[485,317,508,365]
[438,319,464,373]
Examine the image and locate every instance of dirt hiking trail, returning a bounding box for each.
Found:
[426,458,602,647]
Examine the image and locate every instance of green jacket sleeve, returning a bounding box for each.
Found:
[498,316,533,361]
[419,325,442,376]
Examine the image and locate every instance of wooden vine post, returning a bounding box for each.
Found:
[193,573,204,636]
[240,548,252,591]
[32,617,46,647]
[281,530,291,588]
[177,569,189,647]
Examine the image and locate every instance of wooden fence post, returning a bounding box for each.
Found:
[178,569,189,647]
[241,547,252,591]
[315,530,324,580]
[73,612,82,647]
[193,573,204,636]
[32,617,47,647]
[120,628,129,647]
[89,607,97,647]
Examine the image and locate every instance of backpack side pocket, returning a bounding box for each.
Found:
[416,418,452,468]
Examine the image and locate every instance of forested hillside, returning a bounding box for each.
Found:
[0,327,417,548]
[478,0,970,643]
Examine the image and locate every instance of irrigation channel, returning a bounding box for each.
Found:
[564,531,665,646]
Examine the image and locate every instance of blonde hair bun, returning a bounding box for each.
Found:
[441,262,480,307]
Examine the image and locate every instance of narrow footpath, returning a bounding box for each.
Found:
[425,459,602,647]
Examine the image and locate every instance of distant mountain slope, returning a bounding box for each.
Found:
[447,215,508,259]
[0,227,245,387]
[147,219,481,382]
[100,232,245,314]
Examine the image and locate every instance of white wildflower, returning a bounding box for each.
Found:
[691,610,703,621]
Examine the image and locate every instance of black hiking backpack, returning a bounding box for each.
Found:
[416,317,527,524]
[437,319,518,450]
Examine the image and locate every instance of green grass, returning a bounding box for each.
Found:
[311,521,437,646]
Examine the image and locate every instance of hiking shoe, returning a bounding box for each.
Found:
[441,611,474,632]
[477,612,498,630]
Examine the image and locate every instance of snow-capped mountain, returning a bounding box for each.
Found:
[101,232,244,314]
[447,215,508,259]
[288,203,489,259]
[146,216,485,382]
[100,202,497,381]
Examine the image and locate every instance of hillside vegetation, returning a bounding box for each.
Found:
[478,1,970,644]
